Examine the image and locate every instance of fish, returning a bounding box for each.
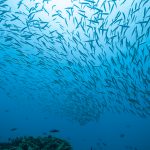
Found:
[10,128,18,131]
[120,133,125,138]
[49,129,60,133]
[0,0,149,125]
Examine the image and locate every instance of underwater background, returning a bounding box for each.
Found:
[0,0,150,149]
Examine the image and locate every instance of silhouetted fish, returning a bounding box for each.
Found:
[49,129,60,133]
[10,128,18,131]
[120,133,125,138]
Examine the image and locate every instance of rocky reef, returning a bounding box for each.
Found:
[0,136,72,150]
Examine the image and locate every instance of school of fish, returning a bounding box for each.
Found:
[0,0,150,124]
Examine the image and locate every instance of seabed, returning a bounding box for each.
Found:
[0,136,72,150]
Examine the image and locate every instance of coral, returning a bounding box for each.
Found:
[0,136,72,150]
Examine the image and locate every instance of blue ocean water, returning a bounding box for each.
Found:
[0,0,150,150]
